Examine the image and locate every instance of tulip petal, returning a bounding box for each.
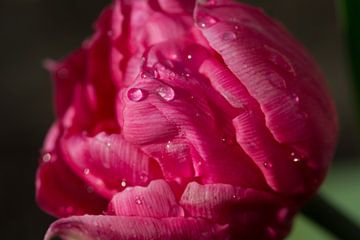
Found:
[61,132,162,199]
[195,1,337,193]
[108,180,184,218]
[44,215,229,240]
[180,182,295,239]
[36,124,107,218]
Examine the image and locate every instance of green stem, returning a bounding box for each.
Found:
[337,0,360,123]
[301,194,360,239]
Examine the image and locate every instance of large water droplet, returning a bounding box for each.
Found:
[83,168,90,175]
[222,31,237,41]
[196,14,218,28]
[156,86,175,101]
[42,153,52,163]
[127,88,146,102]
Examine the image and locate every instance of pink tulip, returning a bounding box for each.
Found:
[36,0,338,239]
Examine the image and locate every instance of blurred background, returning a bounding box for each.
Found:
[0,0,359,239]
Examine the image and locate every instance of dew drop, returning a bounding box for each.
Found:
[42,153,52,163]
[140,172,149,183]
[169,205,185,217]
[197,0,216,5]
[187,54,193,60]
[291,152,303,164]
[156,86,175,101]
[106,142,112,148]
[196,14,218,28]
[120,179,127,188]
[135,196,143,205]
[127,88,146,102]
[232,194,237,199]
[83,168,90,175]
[222,31,237,41]
[234,25,239,30]
[292,93,300,103]
[141,69,159,79]
[263,162,273,169]
[166,141,172,149]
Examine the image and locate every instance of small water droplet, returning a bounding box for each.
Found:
[234,25,239,30]
[120,179,127,188]
[166,141,172,149]
[222,31,237,41]
[263,162,273,169]
[169,205,185,217]
[232,194,237,199]
[198,0,216,5]
[106,142,111,148]
[196,14,218,28]
[127,88,146,102]
[221,137,227,143]
[42,153,52,163]
[291,152,303,164]
[292,93,300,103]
[141,69,159,79]
[135,196,143,205]
[83,168,90,175]
[156,86,175,101]
[187,54,193,60]
[140,172,148,183]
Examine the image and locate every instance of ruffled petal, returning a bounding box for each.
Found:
[36,124,107,218]
[194,1,338,194]
[44,215,229,240]
[60,132,162,200]
[108,180,184,218]
[180,182,295,240]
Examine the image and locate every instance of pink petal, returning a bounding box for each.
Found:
[36,124,107,217]
[60,132,163,200]
[44,215,229,240]
[118,41,267,191]
[180,182,295,239]
[108,180,184,218]
[195,1,338,193]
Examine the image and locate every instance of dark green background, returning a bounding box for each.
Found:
[0,0,358,239]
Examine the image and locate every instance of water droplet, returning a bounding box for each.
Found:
[83,168,90,175]
[263,162,273,169]
[169,205,185,217]
[292,93,300,103]
[197,161,203,166]
[232,194,237,199]
[166,141,172,149]
[222,31,237,41]
[141,69,159,79]
[135,196,143,205]
[234,25,239,30]
[106,142,112,148]
[291,152,303,164]
[196,14,218,28]
[187,54,193,60]
[197,0,216,5]
[42,153,52,163]
[120,179,127,188]
[127,88,146,102]
[140,172,148,183]
[156,86,175,101]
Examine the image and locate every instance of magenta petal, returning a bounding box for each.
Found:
[195,1,337,193]
[108,180,184,218]
[36,124,107,217]
[61,132,161,199]
[180,182,295,239]
[44,215,229,240]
